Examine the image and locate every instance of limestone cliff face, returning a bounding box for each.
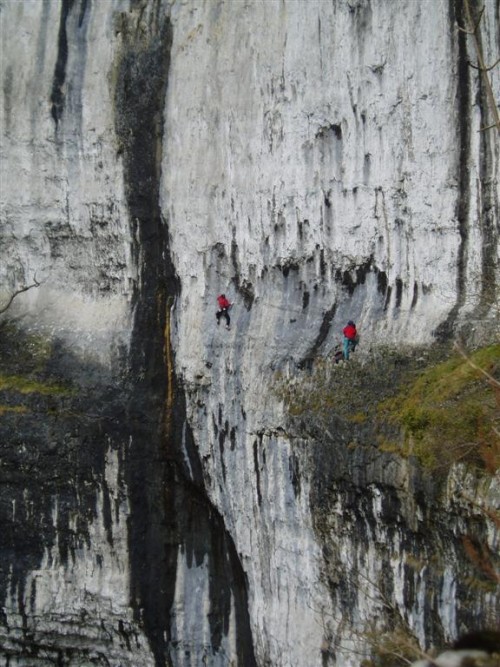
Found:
[0,1,498,666]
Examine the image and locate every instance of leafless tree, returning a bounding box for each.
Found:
[0,275,40,315]
[459,0,500,132]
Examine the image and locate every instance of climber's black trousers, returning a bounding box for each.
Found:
[216,308,230,326]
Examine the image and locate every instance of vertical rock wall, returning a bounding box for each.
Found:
[164,0,499,664]
[164,0,498,663]
[1,1,146,663]
[1,1,256,664]
[0,0,499,666]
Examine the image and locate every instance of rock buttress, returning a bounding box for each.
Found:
[113,5,255,665]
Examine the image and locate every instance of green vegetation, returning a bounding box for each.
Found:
[379,345,500,471]
[0,373,73,396]
[276,343,500,474]
[0,324,76,417]
[0,322,54,376]
[0,405,28,415]
[359,626,423,667]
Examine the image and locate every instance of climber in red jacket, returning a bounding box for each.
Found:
[216,294,231,330]
[342,320,358,360]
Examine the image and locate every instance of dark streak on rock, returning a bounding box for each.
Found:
[335,257,374,296]
[78,0,89,28]
[436,0,471,341]
[395,277,403,309]
[280,259,300,278]
[320,248,327,277]
[377,269,388,295]
[253,441,262,507]
[302,290,310,310]
[411,281,418,309]
[231,238,255,310]
[164,471,256,664]
[384,285,392,311]
[101,478,113,548]
[336,268,355,295]
[297,219,303,239]
[114,12,176,660]
[299,303,337,368]
[51,0,74,126]
[315,123,342,140]
[3,66,13,136]
[230,426,237,451]
[219,428,227,483]
[289,454,301,497]
[118,620,132,652]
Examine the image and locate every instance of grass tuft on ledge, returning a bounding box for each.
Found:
[0,373,74,396]
[276,343,499,474]
[379,344,500,472]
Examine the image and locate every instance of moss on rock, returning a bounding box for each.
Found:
[379,344,500,472]
[276,343,499,474]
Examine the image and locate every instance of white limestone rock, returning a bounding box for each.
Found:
[0,0,498,665]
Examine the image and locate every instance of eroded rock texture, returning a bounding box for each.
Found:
[0,0,498,665]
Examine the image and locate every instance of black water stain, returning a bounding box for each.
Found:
[253,441,262,507]
[384,285,393,311]
[77,0,89,27]
[377,269,388,295]
[164,472,255,663]
[51,0,74,125]
[289,454,301,498]
[411,281,419,309]
[219,421,228,483]
[395,277,403,309]
[315,122,342,140]
[299,303,337,368]
[230,426,237,451]
[231,238,255,310]
[279,259,301,278]
[335,257,374,296]
[50,0,90,134]
[320,248,327,277]
[436,0,471,341]
[3,66,13,135]
[302,290,310,310]
[114,10,177,654]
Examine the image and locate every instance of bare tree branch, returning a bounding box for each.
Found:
[468,57,500,72]
[459,0,500,132]
[453,342,500,389]
[480,121,500,132]
[0,275,40,315]
[458,5,485,34]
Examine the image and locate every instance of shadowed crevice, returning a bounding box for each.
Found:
[51,0,74,126]
[299,303,337,369]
